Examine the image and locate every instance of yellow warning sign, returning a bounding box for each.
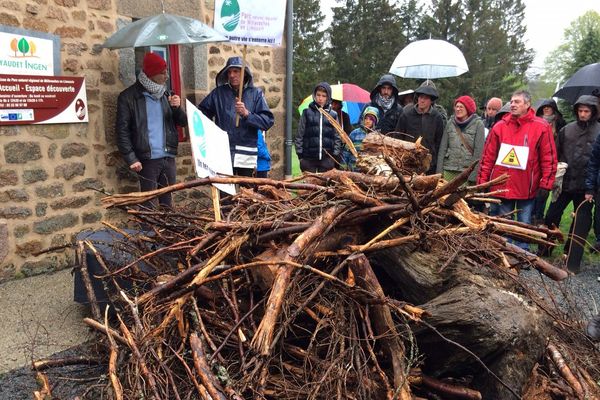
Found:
[501,148,521,167]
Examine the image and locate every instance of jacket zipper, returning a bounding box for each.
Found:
[319,111,323,160]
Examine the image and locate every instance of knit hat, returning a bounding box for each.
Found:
[142,52,167,77]
[486,97,502,111]
[455,95,477,116]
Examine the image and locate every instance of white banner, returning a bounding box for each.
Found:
[186,100,236,195]
[214,0,286,46]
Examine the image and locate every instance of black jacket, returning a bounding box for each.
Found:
[395,104,445,173]
[295,82,341,160]
[368,74,403,134]
[116,81,187,165]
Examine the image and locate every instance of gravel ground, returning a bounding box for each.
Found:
[520,260,600,322]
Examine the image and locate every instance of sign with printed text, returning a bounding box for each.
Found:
[214,0,286,46]
[0,74,88,125]
[0,31,55,76]
[186,100,236,195]
[495,143,529,170]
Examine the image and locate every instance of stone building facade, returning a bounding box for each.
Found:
[0,0,287,281]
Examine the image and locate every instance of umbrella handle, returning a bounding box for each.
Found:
[235,45,248,128]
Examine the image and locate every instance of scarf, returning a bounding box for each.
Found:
[454,114,475,130]
[375,93,394,112]
[138,71,166,100]
[542,115,556,124]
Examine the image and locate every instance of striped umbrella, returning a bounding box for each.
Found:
[297,83,371,124]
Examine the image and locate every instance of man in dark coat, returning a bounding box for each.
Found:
[116,52,188,208]
[199,56,274,176]
[395,80,445,173]
[545,95,600,254]
[367,74,403,134]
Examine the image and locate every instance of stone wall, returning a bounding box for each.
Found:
[0,0,287,281]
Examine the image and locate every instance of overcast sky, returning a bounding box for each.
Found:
[320,0,600,70]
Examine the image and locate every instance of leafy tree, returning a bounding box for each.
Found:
[420,0,532,112]
[293,0,327,113]
[327,0,407,91]
[544,11,600,84]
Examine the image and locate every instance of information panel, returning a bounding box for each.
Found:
[0,74,87,125]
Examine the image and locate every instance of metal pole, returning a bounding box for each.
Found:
[284,0,293,178]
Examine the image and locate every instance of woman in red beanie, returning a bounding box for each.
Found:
[436,95,485,185]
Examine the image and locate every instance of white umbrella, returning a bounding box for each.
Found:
[389,39,469,79]
[103,12,228,49]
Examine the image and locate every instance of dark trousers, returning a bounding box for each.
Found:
[300,158,335,173]
[138,157,176,208]
[234,167,254,177]
[533,190,549,224]
[545,191,600,251]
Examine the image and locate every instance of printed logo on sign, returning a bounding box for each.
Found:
[501,148,521,167]
[221,0,240,32]
[192,110,207,158]
[9,37,37,58]
[75,98,86,120]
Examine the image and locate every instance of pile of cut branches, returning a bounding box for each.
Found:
[36,135,600,400]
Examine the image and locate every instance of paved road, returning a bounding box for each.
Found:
[0,268,90,373]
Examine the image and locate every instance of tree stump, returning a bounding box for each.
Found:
[371,243,552,399]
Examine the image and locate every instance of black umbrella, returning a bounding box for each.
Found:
[553,62,600,104]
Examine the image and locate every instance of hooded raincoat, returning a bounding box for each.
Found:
[198,56,274,169]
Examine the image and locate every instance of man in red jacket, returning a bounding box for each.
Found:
[477,90,557,250]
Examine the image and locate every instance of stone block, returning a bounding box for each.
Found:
[54,162,85,180]
[0,206,32,219]
[0,189,29,202]
[1,1,21,11]
[60,142,89,158]
[0,170,18,186]
[54,26,86,38]
[87,0,110,10]
[14,225,30,238]
[4,141,42,163]
[82,211,102,224]
[26,4,39,14]
[46,5,68,21]
[35,203,47,217]
[35,182,65,198]
[16,240,43,257]
[63,58,80,73]
[48,143,57,159]
[54,0,79,6]
[0,263,15,283]
[71,9,85,20]
[33,213,78,234]
[266,95,281,109]
[72,178,104,192]
[29,124,70,139]
[100,71,116,85]
[50,195,91,210]
[0,12,19,26]
[65,42,88,56]
[23,18,48,31]
[23,168,48,184]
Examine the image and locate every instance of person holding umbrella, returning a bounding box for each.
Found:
[198,56,274,177]
[116,52,188,208]
[367,74,404,134]
[395,80,445,174]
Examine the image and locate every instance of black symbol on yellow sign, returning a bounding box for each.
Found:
[501,148,521,167]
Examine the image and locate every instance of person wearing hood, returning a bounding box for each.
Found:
[295,82,342,173]
[477,90,557,250]
[395,80,445,173]
[116,52,188,208]
[198,56,274,177]
[532,99,567,225]
[563,95,600,254]
[436,95,485,185]
[367,74,404,134]
[341,106,379,171]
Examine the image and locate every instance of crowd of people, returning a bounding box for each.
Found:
[115,52,600,272]
[296,72,600,263]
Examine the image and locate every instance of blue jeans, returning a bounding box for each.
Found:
[490,198,535,250]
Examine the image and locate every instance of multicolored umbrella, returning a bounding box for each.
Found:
[297,83,371,124]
